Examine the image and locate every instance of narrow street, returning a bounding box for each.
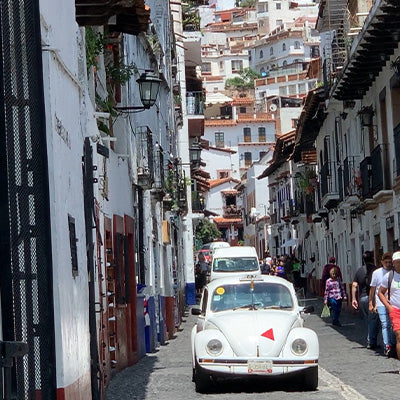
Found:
[105,298,400,400]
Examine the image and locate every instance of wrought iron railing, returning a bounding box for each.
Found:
[320,161,338,197]
[370,144,384,194]
[192,191,204,212]
[223,205,241,218]
[394,123,400,177]
[186,91,204,115]
[343,156,361,197]
[136,126,154,189]
[360,156,372,198]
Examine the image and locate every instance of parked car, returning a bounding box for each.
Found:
[210,246,260,281]
[191,275,318,393]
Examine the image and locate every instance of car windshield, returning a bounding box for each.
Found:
[213,257,258,272]
[210,282,293,312]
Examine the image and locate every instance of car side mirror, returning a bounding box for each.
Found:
[191,306,201,315]
[301,305,314,314]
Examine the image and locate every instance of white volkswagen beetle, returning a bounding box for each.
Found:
[191,275,319,393]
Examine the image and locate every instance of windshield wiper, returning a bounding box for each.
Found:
[233,303,261,311]
[263,305,292,310]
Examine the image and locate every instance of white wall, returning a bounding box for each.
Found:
[40,1,92,386]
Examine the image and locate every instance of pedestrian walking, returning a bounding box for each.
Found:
[352,250,380,349]
[369,252,395,356]
[321,256,343,296]
[378,250,400,361]
[292,257,301,289]
[195,254,209,295]
[324,267,347,326]
[276,258,286,279]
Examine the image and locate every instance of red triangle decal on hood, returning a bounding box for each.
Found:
[261,328,274,341]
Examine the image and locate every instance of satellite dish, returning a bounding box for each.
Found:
[269,103,277,112]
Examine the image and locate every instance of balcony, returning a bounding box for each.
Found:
[136,126,153,189]
[320,161,340,209]
[75,0,150,35]
[372,144,392,202]
[360,145,392,205]
[192,191,204,213]
[395,124,400,178]
[223,205,241,219]
[343,156,361,204]
[186,91,204,115]
[152,143,165,195]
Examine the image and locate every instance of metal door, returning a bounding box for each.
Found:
[0,0,57,398]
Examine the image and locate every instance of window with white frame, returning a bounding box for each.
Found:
[244,152,252,167]
[218,170,231,179]
[202,62,211,73]
[215,131,224,147]
[258,127,266,142]
[231,60,243,72]
[288,84,297,95]
[243,127,251,142]
[298,83,306,94]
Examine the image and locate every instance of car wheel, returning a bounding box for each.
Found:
[302,366,318,391]
[194,363,210,393]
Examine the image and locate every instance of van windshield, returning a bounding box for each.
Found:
[213,257,259,273]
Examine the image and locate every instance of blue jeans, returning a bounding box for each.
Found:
[359,295,380,346]
[328,298,342,324]
[377,305,395,347]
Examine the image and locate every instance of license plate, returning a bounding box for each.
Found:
[247,360,273,373]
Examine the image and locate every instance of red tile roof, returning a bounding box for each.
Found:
[209,177,240,188]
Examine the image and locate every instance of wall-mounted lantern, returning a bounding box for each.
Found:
[390,56,400,79]
[115,72,162,112]
[358,105,375,127]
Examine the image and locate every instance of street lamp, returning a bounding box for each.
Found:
[115,72,162,112]
[189,144,202,161]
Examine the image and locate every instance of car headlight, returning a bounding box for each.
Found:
[291,338,308,355]
[206,339,223,356]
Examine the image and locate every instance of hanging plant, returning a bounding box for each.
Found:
[105,60,136,86]
[85,27,107,72]
[295,169,318,195]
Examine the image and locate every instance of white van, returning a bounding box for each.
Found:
[202,241,230,262]
[210,246,260,281]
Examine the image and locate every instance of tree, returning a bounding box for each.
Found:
[225,68,262,91]
[239,0,256,7]
[195,219,221,245]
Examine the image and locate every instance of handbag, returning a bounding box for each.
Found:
[321,304,330,318]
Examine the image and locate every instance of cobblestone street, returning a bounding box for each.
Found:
[106,297,400,400]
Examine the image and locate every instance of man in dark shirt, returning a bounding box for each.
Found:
[351,251,380,349]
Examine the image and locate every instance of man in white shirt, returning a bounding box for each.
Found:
[369,252,394,356]
[379,251,400,361]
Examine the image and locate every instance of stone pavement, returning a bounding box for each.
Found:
[105,296,400,400]
[304,296,400,400]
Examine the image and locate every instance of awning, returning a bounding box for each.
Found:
[281,238,297,248]
[205,92,233,106]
